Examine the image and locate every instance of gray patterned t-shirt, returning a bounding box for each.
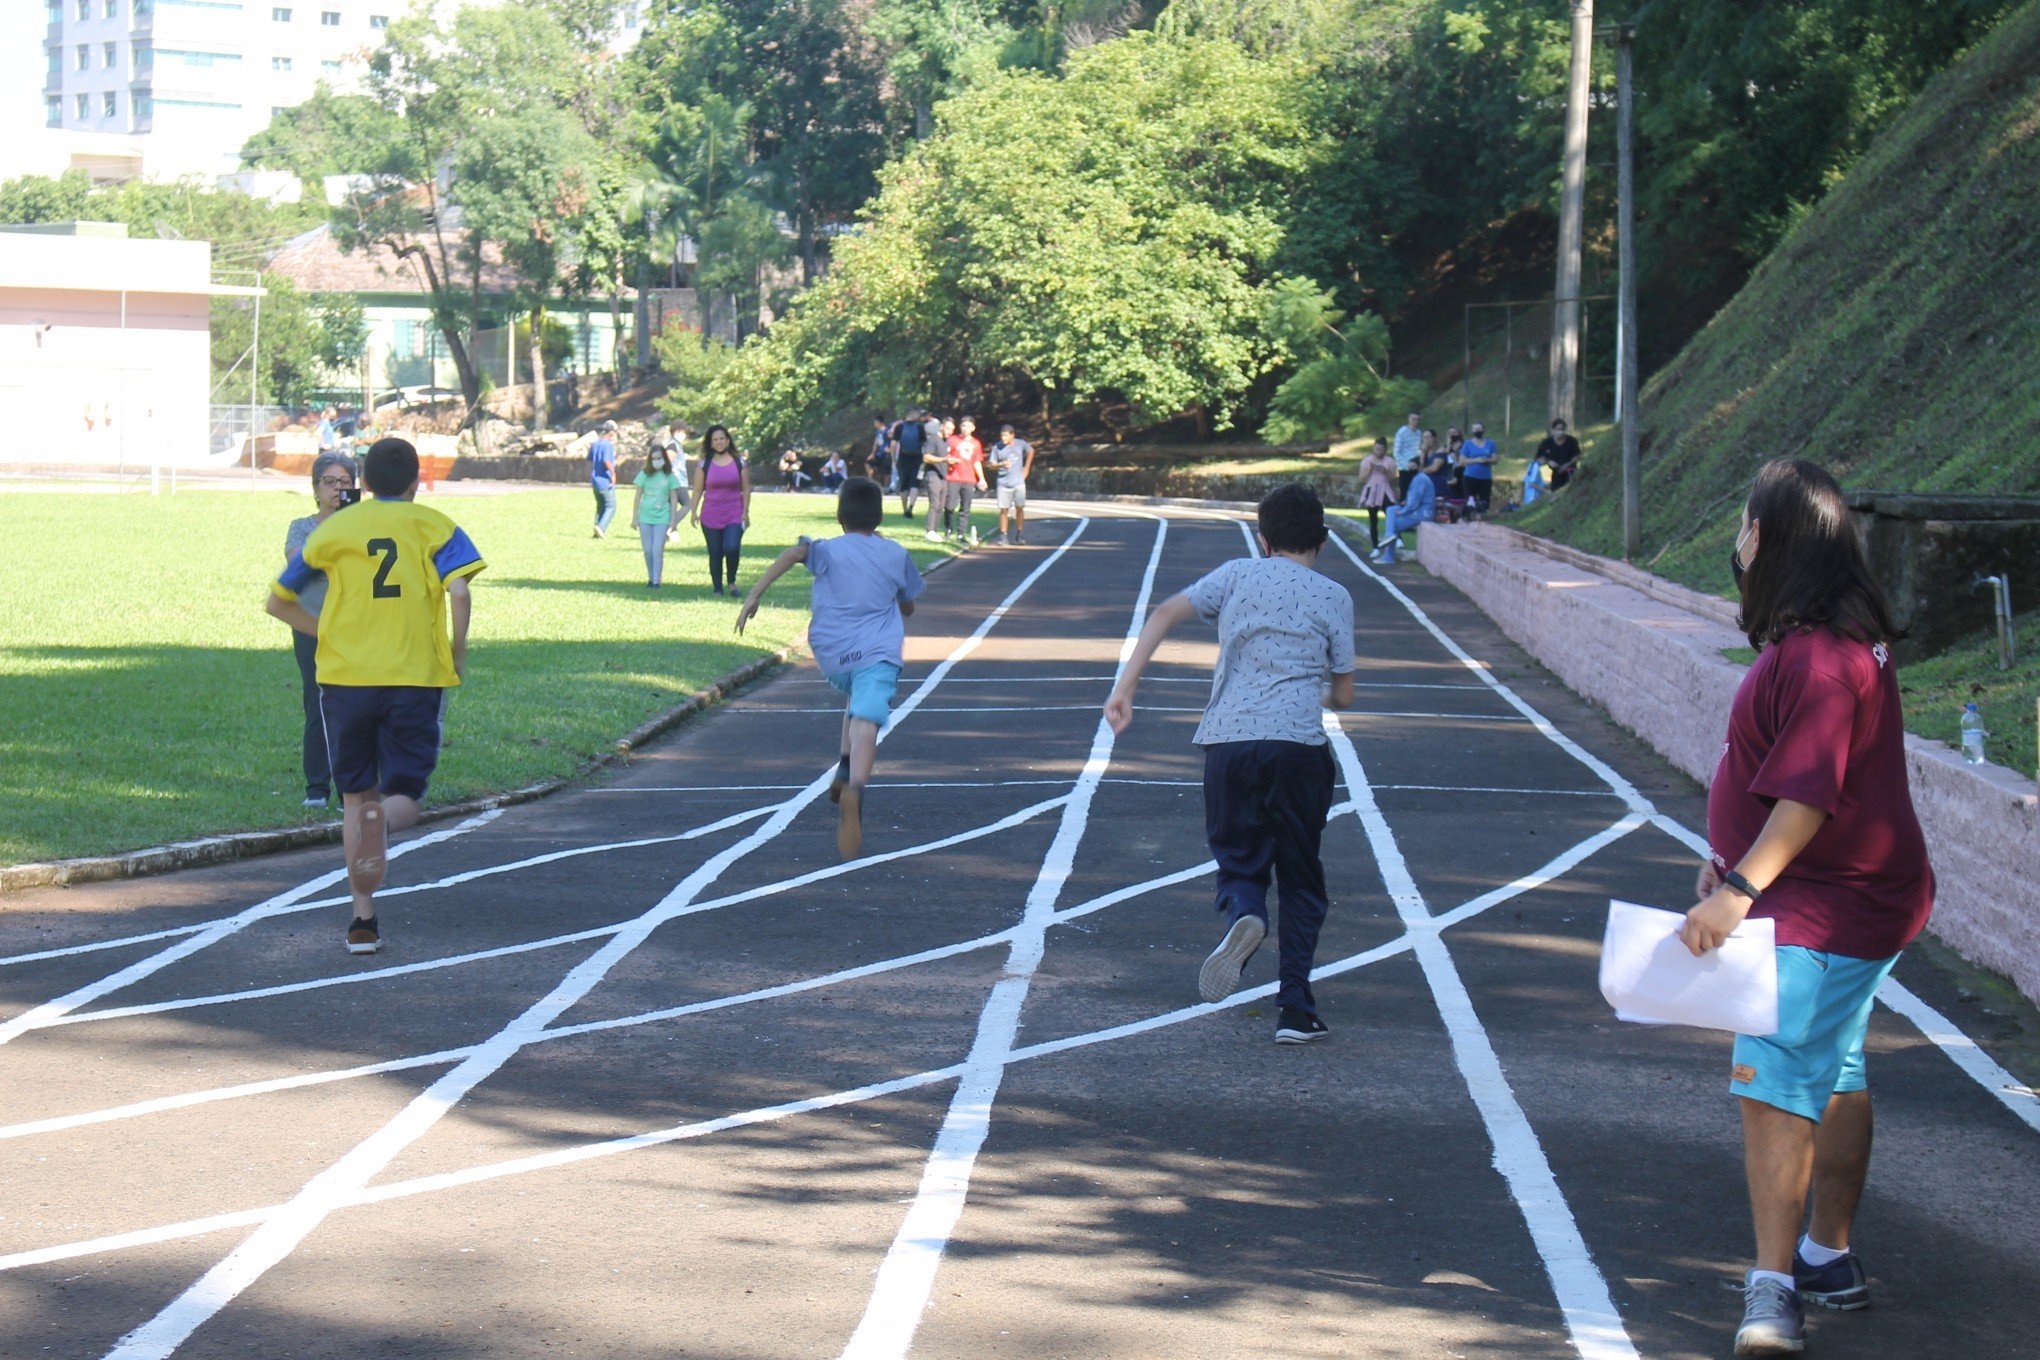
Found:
[1185,556,1356,746]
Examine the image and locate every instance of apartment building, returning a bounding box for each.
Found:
[39,1,647,182]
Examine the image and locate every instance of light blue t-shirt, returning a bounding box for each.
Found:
[802,532,926,676]
[1460,437,1497,479]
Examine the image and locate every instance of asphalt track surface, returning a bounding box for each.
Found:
[2,503,2036,1360]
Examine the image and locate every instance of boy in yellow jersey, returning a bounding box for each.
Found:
[266,438,485,954]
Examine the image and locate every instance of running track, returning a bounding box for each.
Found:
[1,503,2035,1360]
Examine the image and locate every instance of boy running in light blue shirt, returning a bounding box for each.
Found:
[737,477,924,859]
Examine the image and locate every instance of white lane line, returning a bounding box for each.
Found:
[838,516,1170,1360]
[1321,712,1640,1360]
[0,813,1644,1278]
[1374,784,1619,797]
[96,520,1097,1360]
[1348,710,1533,724]
[0,804,775,971]
[590,779,1205,793]
[721,704,1209,714]
[44,796,1071,1033]
[1643,812,2040,1134]
[0,810,502,1047]
[0,808,1241,1146]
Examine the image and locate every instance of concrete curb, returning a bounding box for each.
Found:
[0,544,976,898]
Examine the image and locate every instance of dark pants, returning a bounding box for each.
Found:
[702,521,745,591]
[292,630,331,800]
[1203,740,1336,1016]
[1397,467,1418,500]
[1463,475,1491,512]
[1361,505,1383,546]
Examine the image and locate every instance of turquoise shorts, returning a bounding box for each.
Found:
[828,662,901,728]
[1731,946,1900,1122]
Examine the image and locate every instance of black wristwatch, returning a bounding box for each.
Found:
[1722,870,1762,903]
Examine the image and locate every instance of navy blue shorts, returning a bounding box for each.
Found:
[318,684,446,800]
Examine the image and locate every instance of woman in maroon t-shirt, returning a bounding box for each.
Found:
[1681,458,1931,1355]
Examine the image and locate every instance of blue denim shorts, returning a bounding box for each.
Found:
[828,662,901,728]
[1730,946,1900,1122]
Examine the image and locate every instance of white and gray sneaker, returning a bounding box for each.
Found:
[1734,1273,1806,1356]
[1197,914,1266,1003]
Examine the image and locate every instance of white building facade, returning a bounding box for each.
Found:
[39,0,647,183]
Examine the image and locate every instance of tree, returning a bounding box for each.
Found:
[237,87,396,186]
[338,3,597,419]
[651,328,738,430]
[1255,278,1429,443]
[211,277,366,406]
[711,33,1410,448]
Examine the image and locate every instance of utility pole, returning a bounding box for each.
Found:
[1616,22,1641,558]
[1549,0,1594,432]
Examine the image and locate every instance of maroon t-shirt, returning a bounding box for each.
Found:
[1706,627,1933,959]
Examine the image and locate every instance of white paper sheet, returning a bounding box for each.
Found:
[1599,899,1778,1036]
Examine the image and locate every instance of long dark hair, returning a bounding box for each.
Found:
[1737,458,1903,649]
[704,424,740,463]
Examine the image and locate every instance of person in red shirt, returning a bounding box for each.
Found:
[942,416,987,541]
[1679,458,1931,1357]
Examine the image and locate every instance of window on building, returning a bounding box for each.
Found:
[77,0,90,20]
[76,43,90,70]
[369,13,387,28]
[104,41,118,67]
[76,93,90,118]
[321,10,340,25]
[104,0,117,17]
[271,4,289,18]
[134,91,153,119]
[272,104,286,115]
[134,39,151,68]
[103,91,117,117]
[47,47,62,74]
[272,55,290,69]
[47,95,62,127]
[49,3,63,26]
[321,58,340,71]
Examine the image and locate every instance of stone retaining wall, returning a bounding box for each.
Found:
[1418,521,2040,1005]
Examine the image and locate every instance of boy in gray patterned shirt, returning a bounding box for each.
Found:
[1105,485,1356,1043]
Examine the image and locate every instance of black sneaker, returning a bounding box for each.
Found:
[346,916,380,955]
[1794,1249,1869,1311]
[1275,1007,1329,1044]
[1197,914,1265,1003]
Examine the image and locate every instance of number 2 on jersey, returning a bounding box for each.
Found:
[367,538,402,598]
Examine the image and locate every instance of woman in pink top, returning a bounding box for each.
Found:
[688,424,753,595]
[1355,437,1398,548]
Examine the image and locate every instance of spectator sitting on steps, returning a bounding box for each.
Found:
[779,448,811,492]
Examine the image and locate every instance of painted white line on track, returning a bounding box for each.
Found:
[723,704,1209,714]
[0,804,776,971]
[1374,783,1619,797]
[0,809,1643,1279]
[95,519,1098,1360]
[838,516,1170,1360]
[44,795,1071,1034]
[592,778,1204,793]
[1321,711,1640,1360]
[0,810,502,1047]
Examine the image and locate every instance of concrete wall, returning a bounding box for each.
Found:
[1418,521,2040,1005]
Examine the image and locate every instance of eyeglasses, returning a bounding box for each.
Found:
[316,477,354,488]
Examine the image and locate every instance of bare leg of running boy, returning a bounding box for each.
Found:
[340,791,419,952]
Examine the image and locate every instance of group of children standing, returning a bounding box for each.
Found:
[869,411,1036,545]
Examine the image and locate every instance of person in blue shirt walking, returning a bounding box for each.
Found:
[1369,463,1436,564]
[588,420,619,539]
[1460,421,1498,512]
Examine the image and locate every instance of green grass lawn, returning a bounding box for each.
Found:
[0,488,984,864]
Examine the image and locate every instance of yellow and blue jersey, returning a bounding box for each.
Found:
[274,498,485,688]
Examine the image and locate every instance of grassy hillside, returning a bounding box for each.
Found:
[1520,0,2040,588]
[1509,2,2040,771]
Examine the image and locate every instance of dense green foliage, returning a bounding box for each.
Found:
[709,35,1415,447]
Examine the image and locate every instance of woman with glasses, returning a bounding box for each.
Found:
[284,451,359,807]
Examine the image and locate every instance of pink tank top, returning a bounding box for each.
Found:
[700,456,745,528]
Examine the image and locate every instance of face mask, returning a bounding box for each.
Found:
[1729,524,1754,588]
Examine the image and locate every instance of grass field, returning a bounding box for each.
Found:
[0,488,984,864]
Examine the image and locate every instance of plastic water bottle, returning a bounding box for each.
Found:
[1960,703,1987,765]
